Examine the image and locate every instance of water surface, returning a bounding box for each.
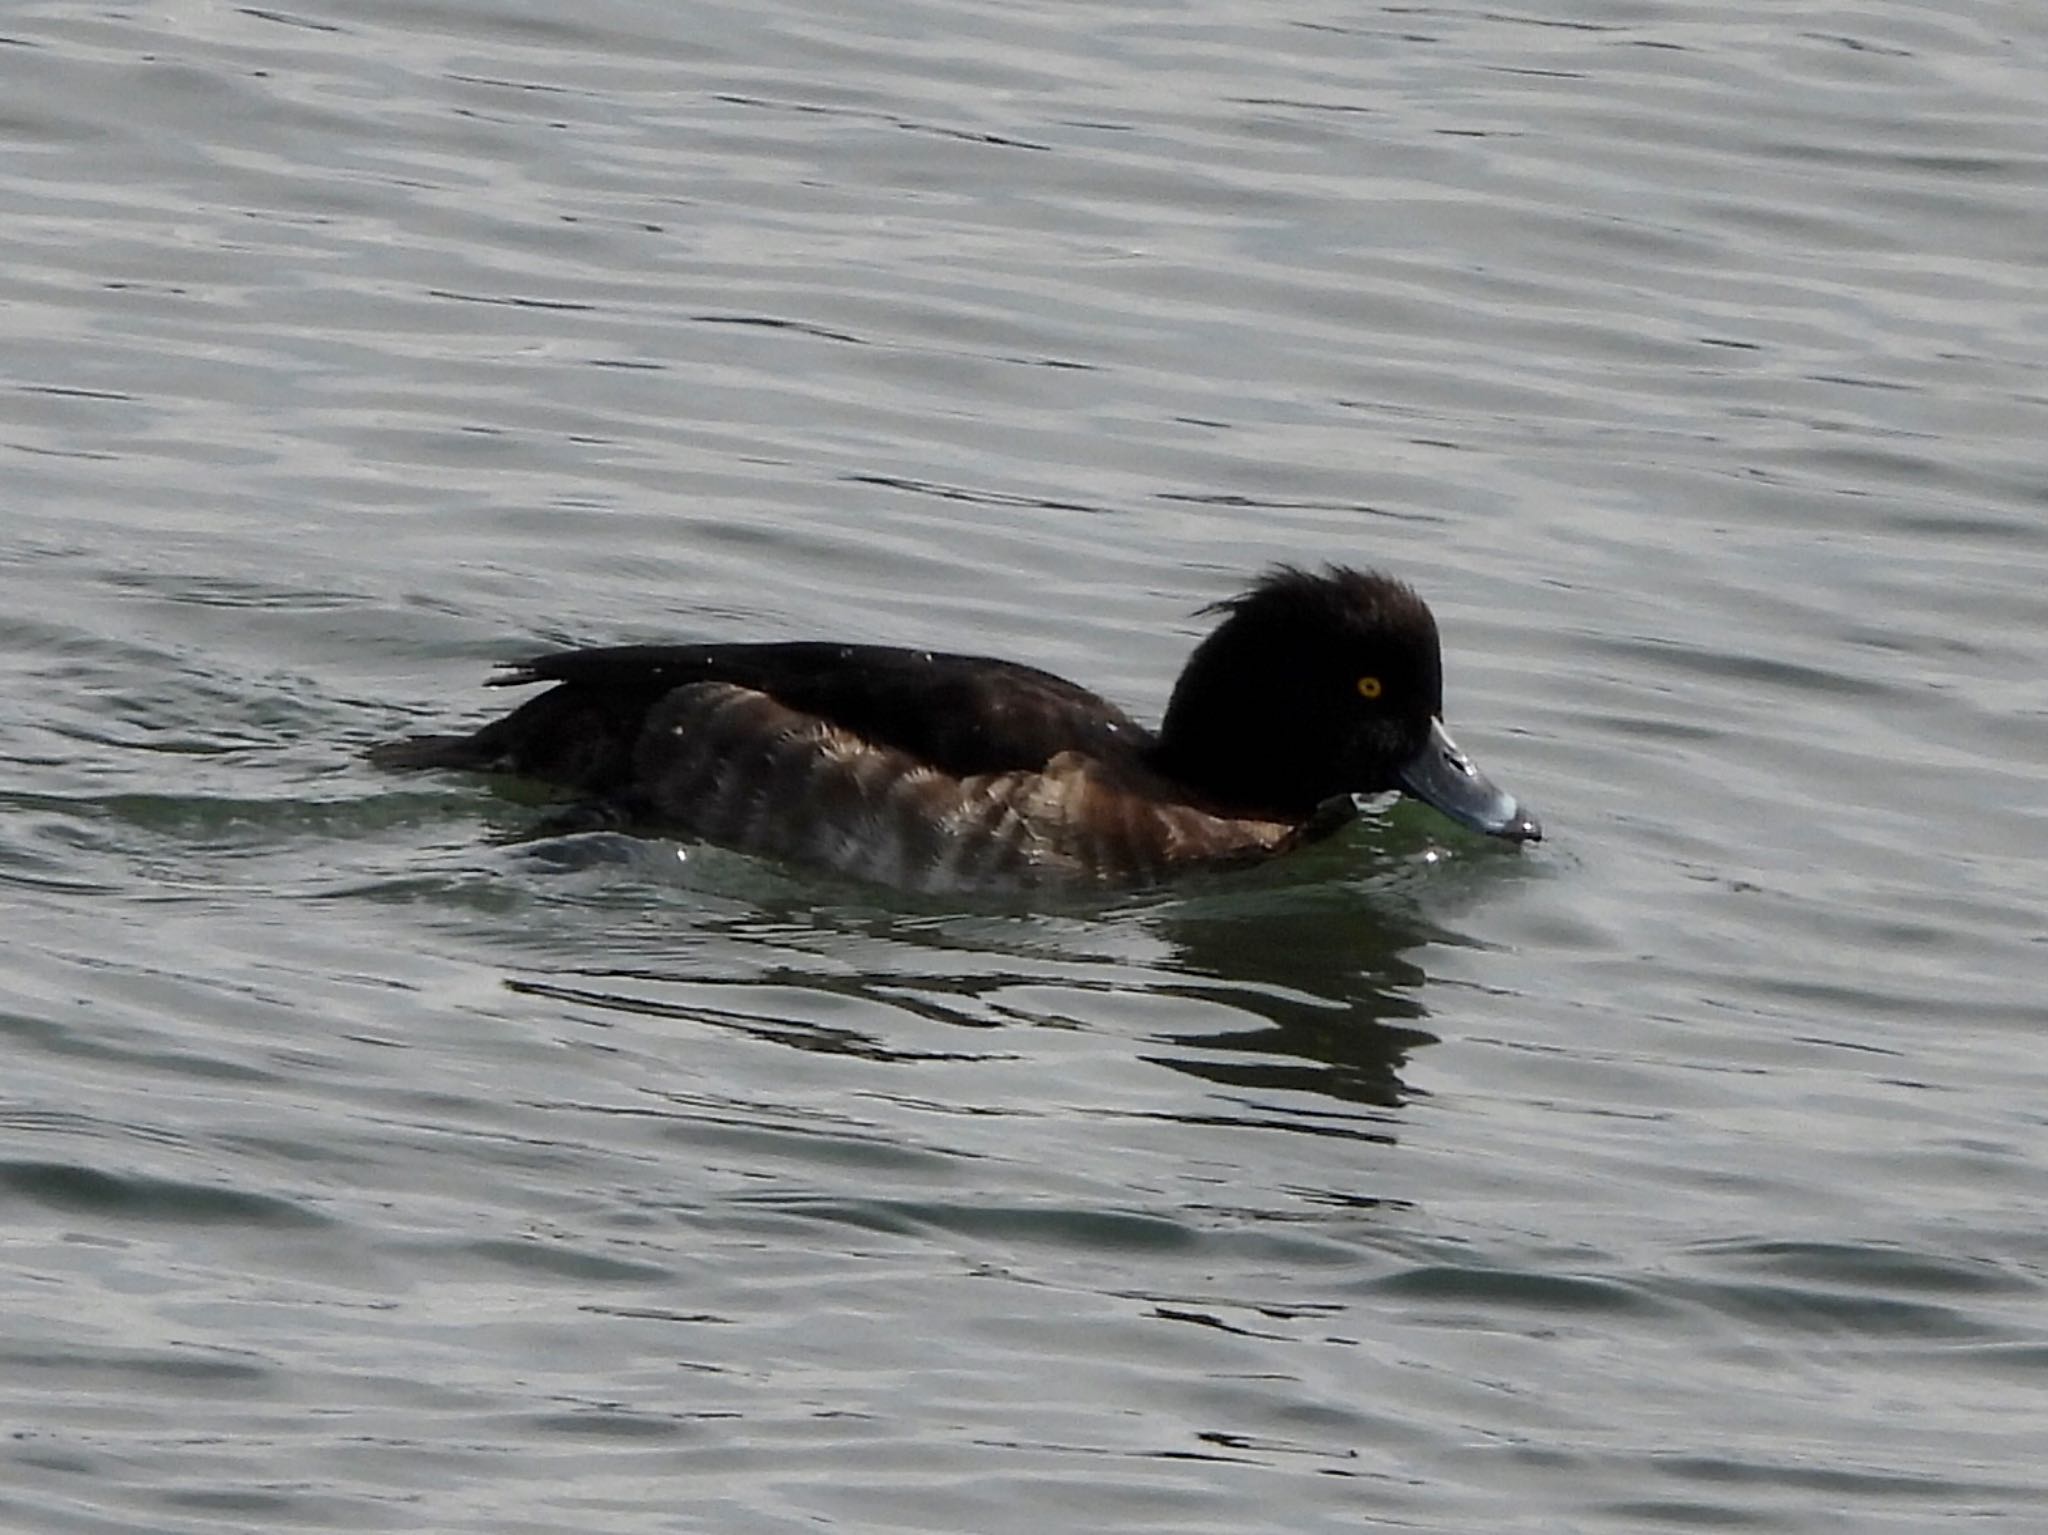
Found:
[3,1,2045,1530]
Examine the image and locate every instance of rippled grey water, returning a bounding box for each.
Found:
[4,0,2045,1529]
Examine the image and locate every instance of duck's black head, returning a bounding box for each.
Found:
[1153,565,1540,842]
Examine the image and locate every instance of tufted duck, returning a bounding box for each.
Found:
[370,566,1540,890]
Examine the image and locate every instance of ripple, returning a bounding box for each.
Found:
[0,1159,327,1227]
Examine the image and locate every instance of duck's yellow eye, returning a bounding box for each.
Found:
[1356,675,1383,700]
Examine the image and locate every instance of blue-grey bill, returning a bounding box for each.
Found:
[1397,718,1542,843]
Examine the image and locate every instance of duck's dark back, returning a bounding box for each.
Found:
[387,642,1156,795]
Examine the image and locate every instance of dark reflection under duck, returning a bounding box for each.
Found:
[373,566,1539,893]
[493,844,1470,1137]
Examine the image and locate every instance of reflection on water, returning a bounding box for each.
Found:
[502,827,1470,1123]
[1144,899,1437,1116]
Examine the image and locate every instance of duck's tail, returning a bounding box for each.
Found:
[365,733,499,770]
[367,670,654,795]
